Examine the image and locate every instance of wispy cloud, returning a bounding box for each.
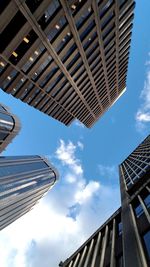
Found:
[55,139,83,175]
[0,140,120,267]
[135,53,150,132]
[98,164,119,187]
[73,120,85,128]
[98,164,117,178]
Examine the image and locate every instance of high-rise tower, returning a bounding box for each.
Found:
[59,135,150,267]
[0,0,135,127]
[0,155,59,230]
[0,103,20,153]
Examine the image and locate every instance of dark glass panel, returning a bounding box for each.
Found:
[0,132,8,141]
[2,69,18,90]
[135,203,144,218]
[144,195,150,210]
[9,30,38,65]
[143,231,150,260]
[0,112,14,131]
[100,0,114,18]
[118,222,122,235]
[0,11,26,53]
[80,20,95,41]
[0,0,10,14]
[25,0,43,13]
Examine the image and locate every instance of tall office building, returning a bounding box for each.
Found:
[59,135,150,267]
[0,155,59,230]
[0,103,20,153]
[0,0,135,128]
[119,135,150,267]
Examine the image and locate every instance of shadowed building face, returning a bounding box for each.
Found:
[0,103,20,153]
[0,0,135,127]
[0,155,59,231]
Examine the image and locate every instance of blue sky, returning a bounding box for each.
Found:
[0,1,150,266]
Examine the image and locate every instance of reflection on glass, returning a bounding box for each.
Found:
[144,195,150,210]
[0,161,48,177]
[0,112,14,131]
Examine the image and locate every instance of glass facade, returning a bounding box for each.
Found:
[0,161,48,177]
[0,104,20,153]
[0,155,58,230]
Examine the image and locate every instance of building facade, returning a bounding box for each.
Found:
[59,135,150,267]
[0,155,59,230]
[0,103,20,153]
[0,0,135,128]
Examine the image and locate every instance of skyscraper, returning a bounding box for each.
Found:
[0,0,135,128]
[0,155,59,230]
[59,135,150,267]
[119,135,150,267]
[0,103,20,153]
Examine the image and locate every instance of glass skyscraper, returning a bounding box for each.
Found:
[59,135,150,267]
[0,103,20,153]
[0,155,59,230]
[0,104,59,230]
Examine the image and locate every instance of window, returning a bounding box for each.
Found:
[143,231,150,260]
[118,222,122,235]
[75,5,92,29]
[25,0,43,13]
[20,83,34,100]
[0,161,48,177]
[12,78,27,95]
[101,11,115,30]
[39,66,58,87]
[0,113,14,131]
[31,55,52,81]
[100,0,114,18]
[9,30,38,65]
[135,203,144,218]
[1,11,26,53]
[144,195,150,210]
[2,69,18,89]
[62,43,76,63]
[80,20,95,41]
[46,16,67,42]
[119,0,126,8]
[22,44,45,73]
[0,59,7,74]
[38,0,60,26]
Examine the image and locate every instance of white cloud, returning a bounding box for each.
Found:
[0,140,120,267]
[75,181,100,204]
[136,53,150,131]
[77,141,84,150]
[55,139,83,175]
[73,120,85,128]
[136,111,150,122]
